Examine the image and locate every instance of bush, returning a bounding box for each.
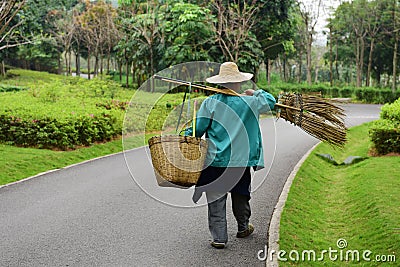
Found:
[380,98,400,121]
[0,69,193,150]
[0,70,131,150]
[0,84,28,92]
[341,87,353,98]
[0,113,121,149]
[259,83,399,103]
[369,119,400,155]
[369,98,400,155]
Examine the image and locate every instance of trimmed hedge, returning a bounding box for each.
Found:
[0,113,121,150]
[261,83,400,104]
[0,84,28,92]
[369,98,400,155]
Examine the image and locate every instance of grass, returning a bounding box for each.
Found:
[0,133,163,186]
[0,70,199,185]
[279,122,400,266]
[0,140,122,185]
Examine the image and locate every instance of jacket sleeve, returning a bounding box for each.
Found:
[253,90,276,113]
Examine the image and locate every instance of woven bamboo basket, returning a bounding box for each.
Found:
[148,135,208,187]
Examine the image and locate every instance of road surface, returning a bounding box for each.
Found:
[0,104,381,266]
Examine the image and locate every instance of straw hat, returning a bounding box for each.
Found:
[206,62,253,84]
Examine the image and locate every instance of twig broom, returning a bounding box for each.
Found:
[153,75,347,147]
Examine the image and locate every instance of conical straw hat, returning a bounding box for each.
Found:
[206,62,253,84]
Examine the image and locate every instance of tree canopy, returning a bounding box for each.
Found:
[1,0,399,90]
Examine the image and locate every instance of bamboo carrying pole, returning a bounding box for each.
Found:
[154,75,299,111]
[153,75,347,147]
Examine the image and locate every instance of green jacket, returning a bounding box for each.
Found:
[186,90,276,169]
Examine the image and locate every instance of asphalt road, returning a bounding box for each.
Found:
[0,104,381,267]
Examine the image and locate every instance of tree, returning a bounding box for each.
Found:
[0,0,28,51]
[46,8,75,75]
[77,5,95,79]
[364,1,384,87]
[130,0,164,83]
[163,2,214,65]
[293,11,307,83]
[297,0,323,86]
[116,0,165,89]
[71,2,85,77]
[390,0,400,91]
[330,0,368,87]
[0,0,27,75]
[78,0,119,79]
[212,0,263,73]
[249,0,296,84]
[3,0,79,74]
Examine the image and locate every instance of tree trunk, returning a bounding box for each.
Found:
[329,27,333,87]
[132,63,135,88]
[314,65,319,84]
[100,54,104,77]
[306,31,313,86]
[376,70,381,87]
[355,36,364,87]
[283,54,287,82]
[64,52,68,76]
[366,38,375,87]
[298,48,303,83]
[335,39,340,81]
[360,37,365,87]
[0,60,5,77]
[87,49,91,80]
[118,62,122,82]
[94,56,99,77]
[277,56,283,81]
[392,0,398,92]
[125,63,129,88]
[68,50,72,76]
[150,47,154,92]
[393,32,398,93]
[267,59,272,86]
[76,50,81,77]
[107,52,111,74]
[58,56,62,75]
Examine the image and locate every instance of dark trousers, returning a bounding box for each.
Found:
[206,192,251,243]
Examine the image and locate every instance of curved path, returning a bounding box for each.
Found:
[0,104,380,266]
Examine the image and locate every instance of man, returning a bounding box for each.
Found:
[187,62,276,249]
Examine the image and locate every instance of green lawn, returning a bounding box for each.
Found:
[0,69,207,185]
[1,138,123,186]
[279,123,399,266]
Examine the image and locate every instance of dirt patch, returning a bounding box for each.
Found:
[369,147,400,157]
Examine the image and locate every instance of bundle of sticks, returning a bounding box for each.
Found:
[153,75,347,147]
[276,92,347,147]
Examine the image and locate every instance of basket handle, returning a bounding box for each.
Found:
[175,83,190,133]
[178,119,193,136]
[175,82,194,135]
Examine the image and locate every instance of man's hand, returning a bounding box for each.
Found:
[244,89,255,96]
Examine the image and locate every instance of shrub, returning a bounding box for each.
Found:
[380,98,400,121]
[0,84,28,92]
[369,98,400,155]
[369,119,400,155]
[341,87,353,98]
[0,113,122,149]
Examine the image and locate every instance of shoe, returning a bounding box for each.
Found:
[211,241,226,249]
[236,223,254,238]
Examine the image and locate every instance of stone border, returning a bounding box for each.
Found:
[266,142,320,267]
